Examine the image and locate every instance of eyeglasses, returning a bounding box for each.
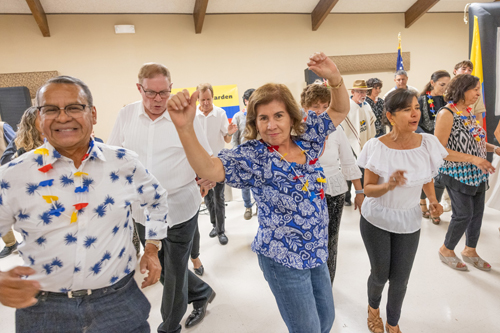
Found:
[37,104,90,119]
[139,84,171,99]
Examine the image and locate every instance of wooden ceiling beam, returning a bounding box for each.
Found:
[405,0,440,28]
[25,0,50,37]
[311,0,339,31]
[193,0,209,34]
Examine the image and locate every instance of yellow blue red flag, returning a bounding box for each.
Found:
[470,16,486,133]
[396,33,404,71]
[172,84,240,121]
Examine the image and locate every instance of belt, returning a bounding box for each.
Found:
[37,271,134,299]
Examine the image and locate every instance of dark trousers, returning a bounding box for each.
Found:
[360,216,420,326]
[16,272,150,333]
[190,222,200,260]
[345,167,365,203]
[135,213,213,333]
[325,193,345,284]
[420,177,445,201]
[204,182,225,234]
[444,186,485,250]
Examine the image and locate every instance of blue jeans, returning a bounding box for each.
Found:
[242,188,252,208]
[257,255,335,333]
[16,272,150,333]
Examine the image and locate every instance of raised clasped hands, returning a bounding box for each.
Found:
[307,52,341,84]
[167,89,200,130]
[386,170,407,191]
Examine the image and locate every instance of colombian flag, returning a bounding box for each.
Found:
[470,16,486,134]
[396,33,404,71]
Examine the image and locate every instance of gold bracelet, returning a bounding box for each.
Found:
[328,77,343,89]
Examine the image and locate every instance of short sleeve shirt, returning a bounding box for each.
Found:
[218,111,335,270]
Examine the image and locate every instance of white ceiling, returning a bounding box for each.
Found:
[0,0,496,14]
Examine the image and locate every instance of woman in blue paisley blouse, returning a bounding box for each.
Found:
[434,74,499,271]
[167,52,350,333]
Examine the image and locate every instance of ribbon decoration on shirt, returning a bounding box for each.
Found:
[38,164,53,173]
[301,180,309,192]
[264,141,327,203]
[42,195,59,204]
[36,139,96,224]
[39,179,54,187]
[34,148,49,155]
[309,158,318,165]
[267,145,279,153]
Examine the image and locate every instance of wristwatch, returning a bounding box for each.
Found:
[145,239,162,251]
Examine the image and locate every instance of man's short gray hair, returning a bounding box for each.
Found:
[36,75,93,106]
[394,70,408,78]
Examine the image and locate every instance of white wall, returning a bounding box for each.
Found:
[0,13,469,140]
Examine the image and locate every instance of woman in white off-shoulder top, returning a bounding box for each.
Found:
[357,89,448,333]
[302,83,363,284]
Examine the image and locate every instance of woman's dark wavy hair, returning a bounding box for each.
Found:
[444,74,479,104]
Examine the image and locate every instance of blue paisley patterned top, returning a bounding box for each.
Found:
[218,111,335,270]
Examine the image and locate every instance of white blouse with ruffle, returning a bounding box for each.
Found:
[319,126,362,197]
[357,134,448,234]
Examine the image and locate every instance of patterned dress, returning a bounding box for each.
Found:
[218,111,335,270]
[438,107,488,192]
[365,96,385,137]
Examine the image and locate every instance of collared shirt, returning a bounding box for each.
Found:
[108,101,212,226]
[218,111,335,270]
[341,99,376,156]
[196,105,229,155]
[0,140,168,292]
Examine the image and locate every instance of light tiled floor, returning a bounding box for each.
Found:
[1,189,499,333]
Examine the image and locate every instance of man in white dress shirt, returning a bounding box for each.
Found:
[195,83,237,245]
[0,76,165,332]
[108,64,215,333]
[341,79,376,206]
[383,70,419,98]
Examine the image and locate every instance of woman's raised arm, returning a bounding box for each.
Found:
[167,89,225,182]
[307,52,350,127]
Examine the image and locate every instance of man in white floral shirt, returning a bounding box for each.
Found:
[0,76,166,332]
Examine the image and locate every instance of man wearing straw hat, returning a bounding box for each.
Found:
[341,79,376,206]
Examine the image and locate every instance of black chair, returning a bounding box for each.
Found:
[0,86,32,131]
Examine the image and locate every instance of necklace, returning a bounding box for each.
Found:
[35,140,94,224]
[426,91,436,117]
[265,142,326,202]
[450,103,485,142]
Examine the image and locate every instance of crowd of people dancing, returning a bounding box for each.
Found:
[0,52,499,333]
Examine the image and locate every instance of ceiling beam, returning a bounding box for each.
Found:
[25,0,50,37]
[193,0,209,34]
[405,0,440,28]
[311,0,339,31]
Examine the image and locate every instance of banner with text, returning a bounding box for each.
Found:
[172,84,240,121]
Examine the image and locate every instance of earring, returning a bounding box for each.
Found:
[390,122,395,126]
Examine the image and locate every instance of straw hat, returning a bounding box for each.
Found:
[349,80,370,90]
